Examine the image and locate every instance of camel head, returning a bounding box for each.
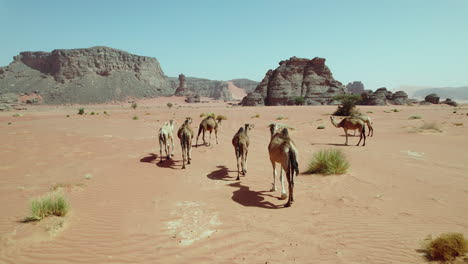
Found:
[184,117,192,125]
[244,123,254,131]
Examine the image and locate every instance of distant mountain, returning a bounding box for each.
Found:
[412,86,468,99]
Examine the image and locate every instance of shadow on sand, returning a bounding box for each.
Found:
[228,182,281,209]
[140,153,180,169]
[206,165,238,181]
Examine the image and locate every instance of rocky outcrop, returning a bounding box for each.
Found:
[440,98,458,106]
[169,76,233,101]
[0,93,26,111]
[360,88,408,105]
[0,46,173,104]
[346,81,365,95]
[241,57,346,106]
[230,79,259,93]
[174,74,193,97]
[424,93,440,104]
[241,92,265,106]
[185,94,201,103]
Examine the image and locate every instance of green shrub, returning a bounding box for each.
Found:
[167,102,173,109]
[276,116,284,120]
[332,94,362,116]
[131,102,137,110]
[66,115,70,117]
[306,149,349,175]
[409,115,422,119]
[78,108,85,115]
[12,113,22,117]
[90,112,95,115]
[25,193,69,222]
[294,96,305,105]
[133,116,139,120]
[453,122,464,126]
[251,114,260,118]
[317,125,325,129]
[422,233,468,261]
[103,111,109,115]
[392,108,400,112]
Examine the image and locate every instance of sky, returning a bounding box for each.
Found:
[0,0,467,91]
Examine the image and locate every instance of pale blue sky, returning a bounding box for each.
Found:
[1,0,467,91]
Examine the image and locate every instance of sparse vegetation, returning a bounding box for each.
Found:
[84,173,93,179]
[131,102,137,110]
[133,115,139,120]
[167,102,173,109]
[366,111,373,114]
[294,96,306,105]
[78,108,85,115]
[306,149,350,175]
[332,94,362,116]
[453,122,464,126]
[276,116,285,120]
[24,192,69,222]
[90,112,95,115]
[419,122,442,132]
[66,115,70,117]
[103,111,109,115]
[251,114,260,118]
[8,122,12,125]
[12,113,22,117]
[409,115,422,119]
[421,233,467,262]
[317,125,325,129]
[391,108,400,112]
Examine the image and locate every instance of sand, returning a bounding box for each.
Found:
[0,99,467,263]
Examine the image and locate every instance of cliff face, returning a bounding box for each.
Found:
[0,47,173,104]
[169,77,233,101]
[241,57,346,106]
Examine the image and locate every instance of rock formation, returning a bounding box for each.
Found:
[440,98,458,106]
[169,76,233,101]
[174,74,193,97]
[424,93,440,104]
[241,57,347,106]
[346,81,365,95]
[360,88,408,105]
[230,79,258,93]
[0,46,173,104]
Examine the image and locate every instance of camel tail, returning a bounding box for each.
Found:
[288,149,299,184]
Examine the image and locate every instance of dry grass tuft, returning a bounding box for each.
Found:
[419,122,442,132]
[453,123,464,126]
[306,149,349,175]
[24,193,69,222]
[409,115,422,119]
[251,114,260,118]
[317,125,325,129]
[421,233,468,262]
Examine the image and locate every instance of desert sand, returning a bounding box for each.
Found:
[0,99,467,264]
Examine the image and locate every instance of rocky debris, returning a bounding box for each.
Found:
[360,88,408,105]
[185,94,201,103]
[0,93,27,111]
[424,93,440,104]
[440,98,458,106]
[169,76,233,101]
[346,81,365,95]
[240,92,265,106]
[230,79,259,93]
[0,46,173,104]
[241,57,347,106]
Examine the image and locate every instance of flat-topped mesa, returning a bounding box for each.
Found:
[1,46,173,104]
[241,56,346,106]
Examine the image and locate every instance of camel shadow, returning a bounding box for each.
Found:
[140,153,179,169]
[207,165,237,181]
[140,153,158,163]
[156,158,179,169]
[310,143,346,146]
[228,182,280,209]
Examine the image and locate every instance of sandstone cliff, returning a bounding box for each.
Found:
[0,47,173,104]
[169,77,234,101]
[241,57,347,106]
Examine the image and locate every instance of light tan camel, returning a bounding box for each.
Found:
[268,123,299,207]
[330,116,366,146]
[158,120,175,163]
[177,117,194,169]
[196,116,222,146]
[352,115,374,137]
[232,123,254,180]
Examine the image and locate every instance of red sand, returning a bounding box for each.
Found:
[1,100,467,263]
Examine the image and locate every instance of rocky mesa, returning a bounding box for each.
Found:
[241,56,347,106]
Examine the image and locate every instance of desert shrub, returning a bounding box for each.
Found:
[78,108,85,115]
[25,193,69,222]
[453,122,464,126]
[317,125,325,129]
[420,122,441,132]
[167,102,173,109]
[90,112,95,115]
[366,111,373,114]
[332,94,362,116]
[422,233,468,261]
[294,96,305,105]
[12,113,22,117]
[276,116,285,120]
[66,115,70,117]
[103,111,109,115]
[8,122,12,125]
[133,115,139,120]
[131,102,137,110]
[392,108,400,112]
[306,149,349,175]
[409,115,422,119]
[251,114,260,118]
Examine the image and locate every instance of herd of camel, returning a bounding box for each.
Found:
[157,113,374,207]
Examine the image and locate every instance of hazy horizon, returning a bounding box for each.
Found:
[1,0,467,91]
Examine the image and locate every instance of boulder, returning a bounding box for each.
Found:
[240,92,264,106]
[424,93,440,104]
[440,98,458,106]
[185,94,201,103]
[391,91,408,105]
[346,81,365,95]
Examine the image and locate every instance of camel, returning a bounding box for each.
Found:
[232,123,254,180]
[177,117,194,169]
[352,115,374,137]
[158,120,175,163]
[268,123,299,207]
[196,115,222,147]
[330,116,366,146]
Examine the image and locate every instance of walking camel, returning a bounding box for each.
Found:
[268,123,299,207]
[158,120,175,163]
[352,115,374,137]
[177,117,194,169]
[196,115,223,147]
[232,123,254,180]
[330,116,366,146]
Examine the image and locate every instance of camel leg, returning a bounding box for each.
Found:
[284,169,293,207]
[344,128,348,145]
[244,148,249,174]
[170,136,175,157]
[215,129,218,144]
[235,147,240,180]
[208,131,212,146]
[240,149,246,176]
[181,145,186,169]
[187,143,192,164]
[159,138,163,163]
[270,161,277,191]
[368,124,373,137]
[279,168,287,200]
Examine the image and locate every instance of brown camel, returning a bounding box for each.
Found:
[330,116,366,146]
[232,123,254,180]
[196,115,222,147]
[158,120,175,163]
[177,117,194,169]
[352,115,374,137]
[268,123,299,207]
